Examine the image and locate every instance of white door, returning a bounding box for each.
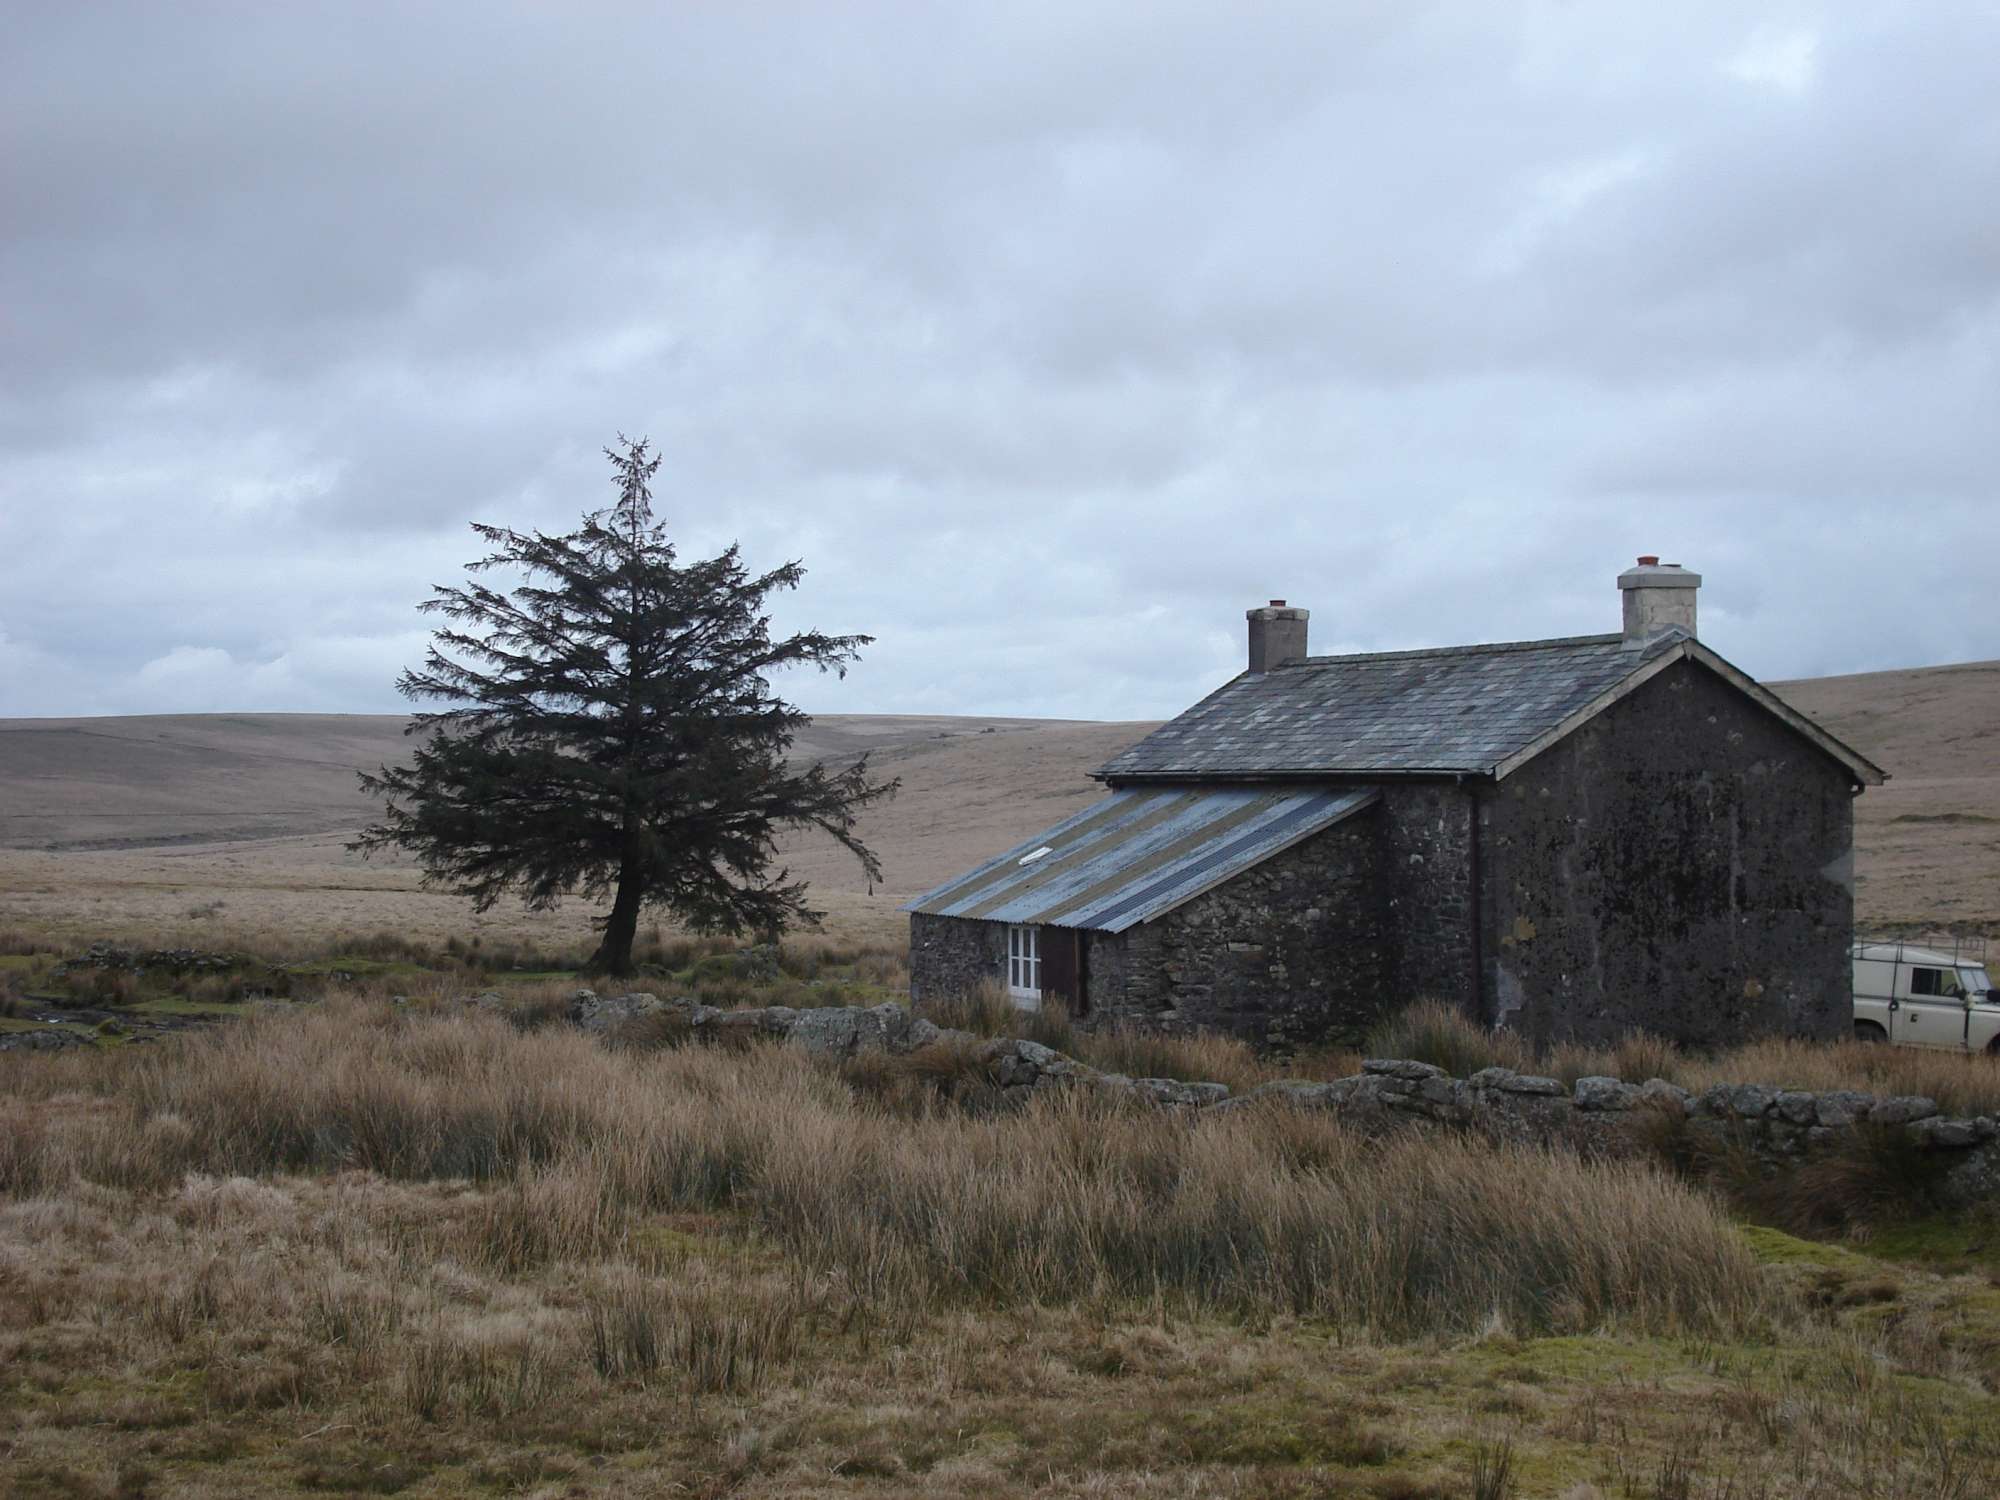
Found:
[1006,924,1042,1011]
[1895,963,1969,1050]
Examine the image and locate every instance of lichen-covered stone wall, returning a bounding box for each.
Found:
[1378,784,1479,1018]
[1086,809,1388,1049]
[1481,659,1857,1050]
[907,910,1009,1007]
[908,810,1389,1048]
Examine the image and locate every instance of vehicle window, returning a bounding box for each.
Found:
[1963,969,1993,997]
[1911,967,1953,997]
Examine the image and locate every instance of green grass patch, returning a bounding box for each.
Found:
[123,995,261,1019]
[1856,1212,2000,1270]
[1736,1223,1885,1272]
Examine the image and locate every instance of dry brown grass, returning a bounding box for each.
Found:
[917,982,1356,1093]
[765,1092,1761,1337]
[5,1001,2000,1496]
[1368,999,2000,1118]
[3,997,1757,1338]
[1676,1037,2000,1118]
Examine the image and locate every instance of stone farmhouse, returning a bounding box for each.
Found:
[907,560,1887,1050]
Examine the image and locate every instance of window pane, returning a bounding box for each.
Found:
[1913,968,1943,996]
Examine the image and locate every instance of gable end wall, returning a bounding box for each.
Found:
[1481,658,1855,1049]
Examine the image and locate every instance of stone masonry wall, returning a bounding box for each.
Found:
[1087,809,1388,1049]
[907,910,1009,1007]
[1482,659,1856,1050]
[1378,784,1480,1020]
[1215,1060,2000,1208]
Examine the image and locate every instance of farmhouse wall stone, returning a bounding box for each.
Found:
[1080,812,1392,1048]
[1480,660,1856,1050]
[1086,810,1387,1049]
[908,911,1009,1005]
[1378,784,1479,1018]
[910,814,1392,1050]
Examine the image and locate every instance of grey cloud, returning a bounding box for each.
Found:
[2,1,1997,721]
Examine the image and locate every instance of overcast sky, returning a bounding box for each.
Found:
[4,3,1997,722]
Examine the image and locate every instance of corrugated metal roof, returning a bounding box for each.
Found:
[904,785,1378,933]
[1096,632,1683,780]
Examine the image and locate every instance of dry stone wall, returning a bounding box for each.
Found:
[562,990,2000,1206]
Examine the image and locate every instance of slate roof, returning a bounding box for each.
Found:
[1098,632,1682,780]
[1096,630,1887,785]
[905,785,1378,933]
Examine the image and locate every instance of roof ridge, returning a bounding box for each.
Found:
[1286,631,1631,668]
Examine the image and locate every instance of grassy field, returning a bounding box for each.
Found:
[7,954,2000,1497]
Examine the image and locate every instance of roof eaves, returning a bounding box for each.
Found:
[1684,640,1889,786]
[1102,767,1486,784]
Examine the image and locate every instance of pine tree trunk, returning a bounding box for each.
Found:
[589,862,644,976]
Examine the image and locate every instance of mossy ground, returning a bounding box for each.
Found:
[7,1219,1997,1498]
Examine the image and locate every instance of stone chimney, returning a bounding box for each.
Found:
[1247,600,1309,673]
[1617,556,1700,647]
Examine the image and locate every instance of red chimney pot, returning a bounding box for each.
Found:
[1636,555,1659,566]
[1269,599,1286,607]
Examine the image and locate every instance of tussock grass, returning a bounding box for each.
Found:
[759,1088,1760,1337]
[921,980,1082,1052]
[920,981,1355,1092]
[1367,1000,2000,1118]
[1677,1038,2000,1119]
[1362,1000,2000,1238]
[2,996,1758,1339]
[1366,999,1536,1078]
[840,1034,1007,1117]
[0,926,62,957]
[585,1268,805,1393]
[1067,1028,1283,1093]
[6,999,2000,1496]
[1645,1110,1960,1240]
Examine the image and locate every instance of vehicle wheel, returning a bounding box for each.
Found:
[1854,1021,1888,1044]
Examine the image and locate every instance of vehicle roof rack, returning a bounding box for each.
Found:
[1853,932,1989,965]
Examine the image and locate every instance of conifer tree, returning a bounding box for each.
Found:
[354,437,894,975]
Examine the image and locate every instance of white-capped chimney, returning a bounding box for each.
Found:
[1617,556,1700,647]
[1247,599,1309,673]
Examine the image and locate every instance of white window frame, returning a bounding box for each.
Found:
[1007,924,1041,1009]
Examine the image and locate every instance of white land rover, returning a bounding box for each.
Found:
[1853,937,1999,1050]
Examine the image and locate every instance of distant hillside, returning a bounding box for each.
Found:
[0,712,1118,853]
[1770,659,2000,932]
[1,657,1995,931]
